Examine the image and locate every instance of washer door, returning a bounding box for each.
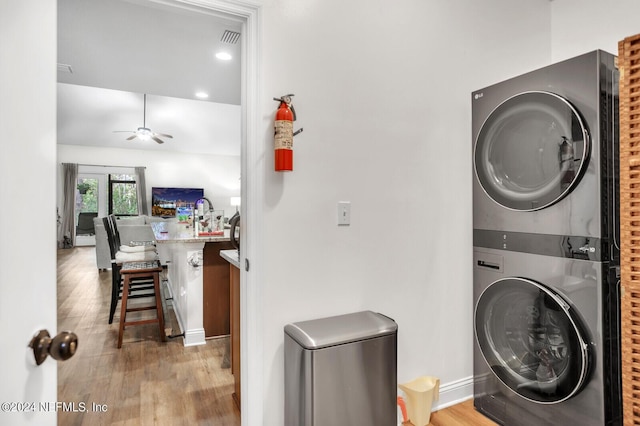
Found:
[475,278,591,404]
[474,91,589,211]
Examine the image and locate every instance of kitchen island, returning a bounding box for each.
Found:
[152,221,233,346]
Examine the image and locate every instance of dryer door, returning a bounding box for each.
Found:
[474,277,591,404]
[474,91,589,211]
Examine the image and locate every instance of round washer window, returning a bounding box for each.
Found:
[474,278,591,404]
[474,91,589,211]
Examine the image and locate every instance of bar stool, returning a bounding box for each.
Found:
[118,260,166,348]
[103,215,158,324]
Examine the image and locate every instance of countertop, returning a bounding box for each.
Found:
[220,249,240,269]
[151,221,230,243]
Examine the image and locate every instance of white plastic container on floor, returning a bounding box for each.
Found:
[398,376,440,426]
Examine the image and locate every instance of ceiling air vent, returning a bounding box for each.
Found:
[221,30,241,44]
[57,63,73,74]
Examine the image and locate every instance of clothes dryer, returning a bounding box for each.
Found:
[472,50,618,243]
[473,240,621,425]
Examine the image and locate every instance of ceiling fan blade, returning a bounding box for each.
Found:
[113,130,134,133]
[112,96,172,144]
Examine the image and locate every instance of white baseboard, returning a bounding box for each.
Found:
[432,375,474,410]
[183,328,206,346]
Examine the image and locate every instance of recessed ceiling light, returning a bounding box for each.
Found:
[195,92,209,99]
[215,52,232,61]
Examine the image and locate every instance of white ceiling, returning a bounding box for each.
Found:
[57,0,242,156]
[57,83,241,155]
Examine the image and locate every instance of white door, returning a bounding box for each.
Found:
[0,1,59,425]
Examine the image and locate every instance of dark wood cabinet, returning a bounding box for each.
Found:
[202,241,234,337]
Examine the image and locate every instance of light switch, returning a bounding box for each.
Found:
[337,201,350,226]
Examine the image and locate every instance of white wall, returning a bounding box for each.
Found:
[57,144,240,220]
[257,0,551,423]
[551,0,640,61]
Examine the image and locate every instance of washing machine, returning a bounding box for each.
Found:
[472,50,618,241]
[472,50,621,425]
[473,245,621,425]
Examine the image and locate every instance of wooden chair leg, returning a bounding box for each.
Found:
[154,273,167,342]
[109,266,119,324]
[118,274,130,348]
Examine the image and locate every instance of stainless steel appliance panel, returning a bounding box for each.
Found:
[472,50,618,241]
[473,247,620,425]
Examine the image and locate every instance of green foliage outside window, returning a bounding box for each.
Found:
[110,174,138,216]
[76,174,139,216]
[77,178,98,213]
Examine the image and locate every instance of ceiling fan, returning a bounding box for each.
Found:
[114,94,173,144]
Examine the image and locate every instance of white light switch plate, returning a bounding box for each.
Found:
[337,201,350,226]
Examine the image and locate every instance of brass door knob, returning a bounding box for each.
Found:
[29,330,78,366]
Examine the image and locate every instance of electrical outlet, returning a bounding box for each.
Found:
[337,201,351,226]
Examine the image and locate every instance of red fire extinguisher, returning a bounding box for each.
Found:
[274,94,303,171]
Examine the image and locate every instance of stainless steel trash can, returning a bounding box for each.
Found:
[284,310,397,426]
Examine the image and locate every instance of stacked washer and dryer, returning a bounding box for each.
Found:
[472,51,622,425]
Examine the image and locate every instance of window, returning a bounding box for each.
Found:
[76,177,99,236]
[77,177,98,214]
[109,174,138,216]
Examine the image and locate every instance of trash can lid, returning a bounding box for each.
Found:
[284,310,397,350]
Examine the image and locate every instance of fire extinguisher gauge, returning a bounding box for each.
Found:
[273,94,294,104]
[274,94,297,120]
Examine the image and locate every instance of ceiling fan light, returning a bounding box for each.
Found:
[115,96,172,144]
[136,127,152,141]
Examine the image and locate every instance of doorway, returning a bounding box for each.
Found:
[56,0,261,422]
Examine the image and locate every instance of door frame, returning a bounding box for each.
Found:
[160,2,264,422]
[59,0,264,423]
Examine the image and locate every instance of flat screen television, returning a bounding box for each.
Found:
[151,187,204,218]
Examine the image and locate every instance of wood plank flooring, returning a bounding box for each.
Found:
[57,247,240,425]
[57,247,496,425]
[430,399,497,426]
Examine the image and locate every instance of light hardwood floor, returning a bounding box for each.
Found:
[57,247,240,425]
[57,247,496,425]
[430,399,497,426]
